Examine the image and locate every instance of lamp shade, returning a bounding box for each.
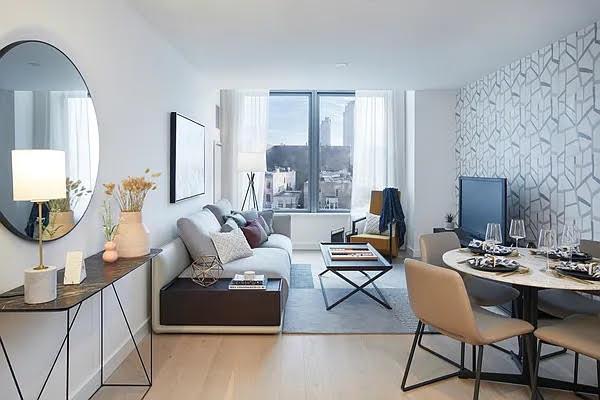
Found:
[238,151,266,172]
[12,150,66,202]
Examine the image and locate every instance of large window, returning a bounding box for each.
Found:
[264,91,355,212]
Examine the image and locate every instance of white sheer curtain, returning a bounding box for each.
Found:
[351,90,401,217]
[220,89,269,209]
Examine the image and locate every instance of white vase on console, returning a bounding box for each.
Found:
[115,211,150,258]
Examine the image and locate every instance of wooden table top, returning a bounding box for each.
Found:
[0,249,161,312]
[443,248,600,291]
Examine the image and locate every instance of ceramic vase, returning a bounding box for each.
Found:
[445,222,454,230]
[42,210,75,240]
[102,241,118,263]
[116,211,150,258]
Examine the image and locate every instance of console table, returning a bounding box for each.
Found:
[0,249,161,400]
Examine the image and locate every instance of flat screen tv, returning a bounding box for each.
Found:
[458,176,507,244]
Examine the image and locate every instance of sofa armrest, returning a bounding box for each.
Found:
[272,214,291,238]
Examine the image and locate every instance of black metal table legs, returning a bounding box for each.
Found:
[1,281,152,400]
[318,269,392,310]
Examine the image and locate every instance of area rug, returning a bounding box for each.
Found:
[290,264,315,289]
[283,287,422,334]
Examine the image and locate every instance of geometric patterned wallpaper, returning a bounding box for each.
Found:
[456,21,600,241]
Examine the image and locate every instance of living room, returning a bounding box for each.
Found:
[1,1,600,399]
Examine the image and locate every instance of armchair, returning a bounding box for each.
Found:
[349,190,400,262]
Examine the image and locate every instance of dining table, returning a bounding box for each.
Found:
[443,247,600,397]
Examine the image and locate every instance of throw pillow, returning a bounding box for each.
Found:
[259,210,274,235]
[177,209,222,259]
[203,199,233,226]
[224,213,247,227]
[235,209,259,222]
[221,218,238,233]
[240,219,268,248]
[363,212,383,235]
[256,215,271,235]
[210,228,253,263]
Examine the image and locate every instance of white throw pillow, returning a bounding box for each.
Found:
[210,228,253,264]
[363,213,392,235]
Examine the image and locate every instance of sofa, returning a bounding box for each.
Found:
[152,199,292,334]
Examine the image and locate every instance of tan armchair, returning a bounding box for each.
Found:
[349,190,400,260]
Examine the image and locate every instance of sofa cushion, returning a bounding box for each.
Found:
[221,218,239,233]
[210,228,253,263]
[240,219,268,248]
[177,209,222,260]
[180,247,291,284]
[256,215,271,236]
[260,210,274,235]
[235,209,259,222]
[203,199,233,225]
[259,233,292,258]
[225,212,247,227]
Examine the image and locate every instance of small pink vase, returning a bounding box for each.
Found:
[103,241,118,263]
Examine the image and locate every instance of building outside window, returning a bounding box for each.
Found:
[264,91,355,212]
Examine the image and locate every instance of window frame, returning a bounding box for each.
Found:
[268,90,356,213]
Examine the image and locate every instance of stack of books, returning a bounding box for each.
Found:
[328,247,378,261]
[228,274,267,290]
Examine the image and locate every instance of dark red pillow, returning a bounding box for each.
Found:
[240,220,268,248]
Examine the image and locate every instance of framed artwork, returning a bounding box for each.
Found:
[170,112,206,203]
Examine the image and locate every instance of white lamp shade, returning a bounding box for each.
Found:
[238,151,266,172]
[12,150,66,202]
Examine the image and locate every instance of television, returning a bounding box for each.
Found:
[458,176,508,244]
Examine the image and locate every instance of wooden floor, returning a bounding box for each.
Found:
[95,332,595,400]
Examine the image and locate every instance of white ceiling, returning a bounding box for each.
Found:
[129,0,600,89]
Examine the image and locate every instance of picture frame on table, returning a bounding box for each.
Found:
[170,112,206,203]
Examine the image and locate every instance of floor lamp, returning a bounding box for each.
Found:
[238,151,266,211]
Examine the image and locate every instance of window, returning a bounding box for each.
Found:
[264,91,355,212]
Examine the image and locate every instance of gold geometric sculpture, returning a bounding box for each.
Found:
[190,255,224,287]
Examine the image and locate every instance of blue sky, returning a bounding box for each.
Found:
[268,95,354,146]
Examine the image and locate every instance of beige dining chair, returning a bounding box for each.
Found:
[419,232,521,364]
[530,314,600,399]
[402,259,534,400]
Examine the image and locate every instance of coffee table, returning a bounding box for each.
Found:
[318,242,393,310]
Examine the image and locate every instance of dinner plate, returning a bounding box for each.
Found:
[554,268,600,281]
[467,258,519,273]
[468,246,513,257]
[547,252,593,263]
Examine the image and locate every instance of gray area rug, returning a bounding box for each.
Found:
[283,288,421,334]
[290,264,315,289]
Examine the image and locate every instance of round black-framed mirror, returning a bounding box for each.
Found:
[0,40,99,241]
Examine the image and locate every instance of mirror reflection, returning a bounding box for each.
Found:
[0,41,99,241]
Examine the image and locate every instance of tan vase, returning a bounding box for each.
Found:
[115,211,150,258]
[102,241,118,263]
[42,210,75,240]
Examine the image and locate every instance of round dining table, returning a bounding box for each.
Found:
[443,247,600,397]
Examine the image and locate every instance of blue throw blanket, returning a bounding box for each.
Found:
[379,187,406,247]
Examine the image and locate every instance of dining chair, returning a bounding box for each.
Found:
[419,232,521,364]
[537,239,600,365]
[530,314,600,399]
[402,259,534,400]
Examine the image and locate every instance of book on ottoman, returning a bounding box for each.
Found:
[229,274,267,290]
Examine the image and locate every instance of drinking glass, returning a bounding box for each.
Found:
[509,219,526,248]
[561,220,581,261]
[538,229,557,271]
[485,223,502,267]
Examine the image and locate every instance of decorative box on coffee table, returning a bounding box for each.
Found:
[160,278,288,327]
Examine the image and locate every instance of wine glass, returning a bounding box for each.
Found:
[538,229,557,271]
[509,219,526,249]
[561,220,581,262]
[485,223,502,267]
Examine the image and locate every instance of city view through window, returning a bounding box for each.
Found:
[263,92,355,212]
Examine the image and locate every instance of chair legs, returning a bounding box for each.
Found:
[402,320,485,400]
[401,321,462,391]
[530,341,542,400]
[417,326,464,369]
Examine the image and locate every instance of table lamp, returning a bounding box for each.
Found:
[238,151,266,210]
[12,150,66,304]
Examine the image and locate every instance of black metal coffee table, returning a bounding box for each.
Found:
[318,242,393,310]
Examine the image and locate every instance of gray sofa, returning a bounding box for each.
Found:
[152,199,292,334]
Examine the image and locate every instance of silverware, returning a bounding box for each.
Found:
[457,257,476,264]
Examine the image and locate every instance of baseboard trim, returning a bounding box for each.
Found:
[72,318,150,400]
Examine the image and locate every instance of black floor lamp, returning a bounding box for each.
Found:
[238,151,266,210]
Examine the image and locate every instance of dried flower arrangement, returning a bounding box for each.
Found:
[48,178,92,213]
[101,200,118,241]
[103,169,160,212]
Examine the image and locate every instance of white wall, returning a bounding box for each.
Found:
[405,90,457,257]
[0,1,218,399]
[291,213,352,250]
